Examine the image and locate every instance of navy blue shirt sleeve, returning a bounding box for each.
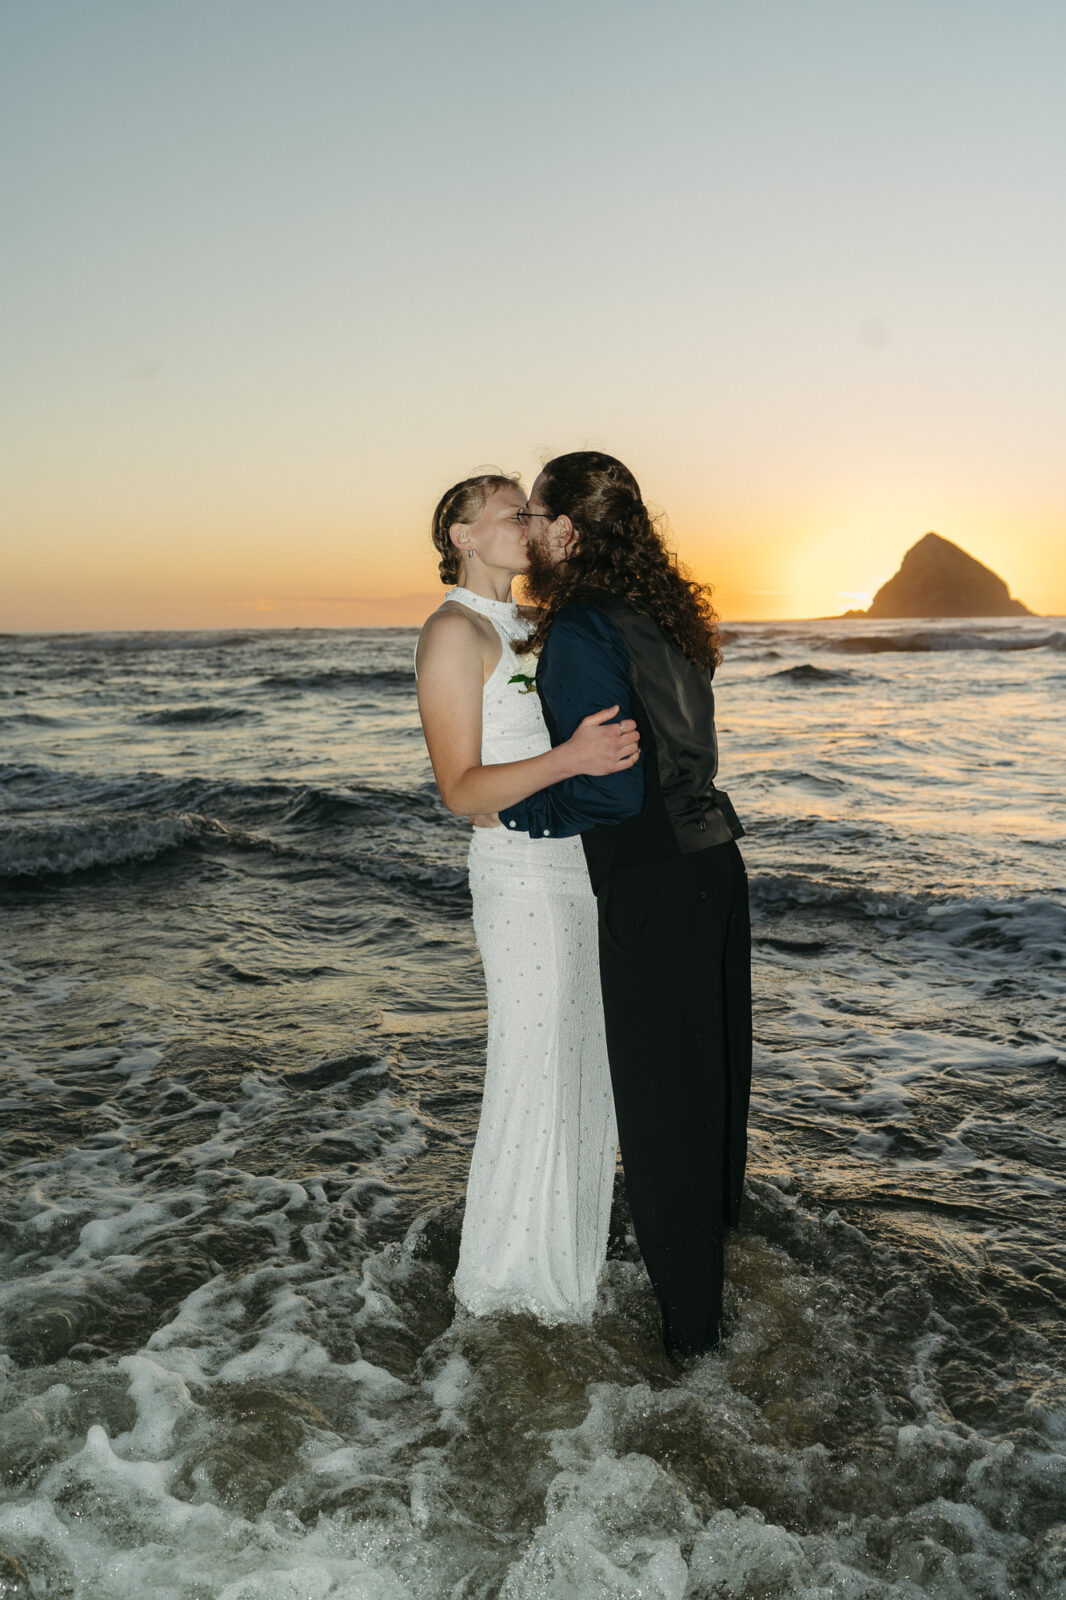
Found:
[498,604,645,838]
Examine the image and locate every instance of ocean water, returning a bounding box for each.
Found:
[0,615,1063,1600]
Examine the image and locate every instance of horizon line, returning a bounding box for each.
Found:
[2,611,1058,639]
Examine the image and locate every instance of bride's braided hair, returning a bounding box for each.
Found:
[522,452,722,669]
[430,472,518,586]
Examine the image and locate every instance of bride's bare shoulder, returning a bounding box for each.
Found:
[419,601,476,640]
[416,602,486,676]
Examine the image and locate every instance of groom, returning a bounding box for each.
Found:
[497,451,751,1357]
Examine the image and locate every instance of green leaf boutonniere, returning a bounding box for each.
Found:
[509,639,540,694]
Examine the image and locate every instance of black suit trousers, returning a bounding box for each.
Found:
[597,839,752,1355]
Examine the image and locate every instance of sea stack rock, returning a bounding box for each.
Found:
[865,532,1032,618]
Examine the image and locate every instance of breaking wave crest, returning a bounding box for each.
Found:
[826,628,1066,655]
[258,668,413,693]
[768,663,858,684]
[0,815,222,880]
[135,705,260,726]
[752,870,1066,972]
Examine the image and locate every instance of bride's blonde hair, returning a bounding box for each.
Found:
[430,473,518,585]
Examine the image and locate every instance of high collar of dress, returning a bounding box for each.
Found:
[447,586,518,621]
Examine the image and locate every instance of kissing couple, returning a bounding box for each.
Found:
[415,451,751,1358]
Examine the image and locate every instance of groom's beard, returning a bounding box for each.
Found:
[522,535,565,606]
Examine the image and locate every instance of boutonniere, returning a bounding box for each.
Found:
[508,645,540,695]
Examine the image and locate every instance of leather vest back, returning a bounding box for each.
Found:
[554,598,744,891]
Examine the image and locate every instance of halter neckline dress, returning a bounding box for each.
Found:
[440,585,617,1323]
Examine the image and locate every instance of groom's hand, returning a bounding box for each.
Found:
[563,706,641,777]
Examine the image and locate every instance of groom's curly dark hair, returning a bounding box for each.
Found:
[520,451,722,669]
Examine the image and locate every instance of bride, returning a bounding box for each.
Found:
[415,472,636,1322]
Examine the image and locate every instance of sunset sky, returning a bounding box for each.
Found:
[2,1,1064,630]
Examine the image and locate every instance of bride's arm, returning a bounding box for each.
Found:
[415,607,638,818]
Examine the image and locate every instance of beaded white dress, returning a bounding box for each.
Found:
[440,587,617,1324]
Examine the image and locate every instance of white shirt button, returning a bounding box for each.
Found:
[508,820,517,828]
[542,829,551,837]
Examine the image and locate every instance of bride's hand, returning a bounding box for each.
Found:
[469,813,502,828]
[564,706,640,776]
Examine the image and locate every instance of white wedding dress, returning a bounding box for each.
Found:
[440,587,618,1324]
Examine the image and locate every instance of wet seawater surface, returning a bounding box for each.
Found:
[0,618,1064,1598]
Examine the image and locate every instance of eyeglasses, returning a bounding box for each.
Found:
[514,510,553,526]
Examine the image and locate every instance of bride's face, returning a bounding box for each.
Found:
[460,484,530,575]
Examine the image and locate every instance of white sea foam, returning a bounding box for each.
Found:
[0,1183,1063,1598]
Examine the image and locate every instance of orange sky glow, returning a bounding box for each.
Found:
[2,5,1063,632]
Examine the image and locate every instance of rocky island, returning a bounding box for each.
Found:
[847,532,1033,618]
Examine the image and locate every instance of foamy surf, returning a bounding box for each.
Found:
[1,620,1063,1597]
[1,1178,1062,1598]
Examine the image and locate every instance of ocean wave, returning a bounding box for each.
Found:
[257,667,413,693]
[353,853,470,899]
[752,869,917,921]
[826,628,1066,655]
[134,705,260,726]
[0,765,448,833]
[280,782,448,831]
[746,767,850,794]
[33,630,271,653]
[0,813,231,880]
[768,663,856,684]
[0,764,54,788]
[0,778,462,889]
[753,870,1066,964]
